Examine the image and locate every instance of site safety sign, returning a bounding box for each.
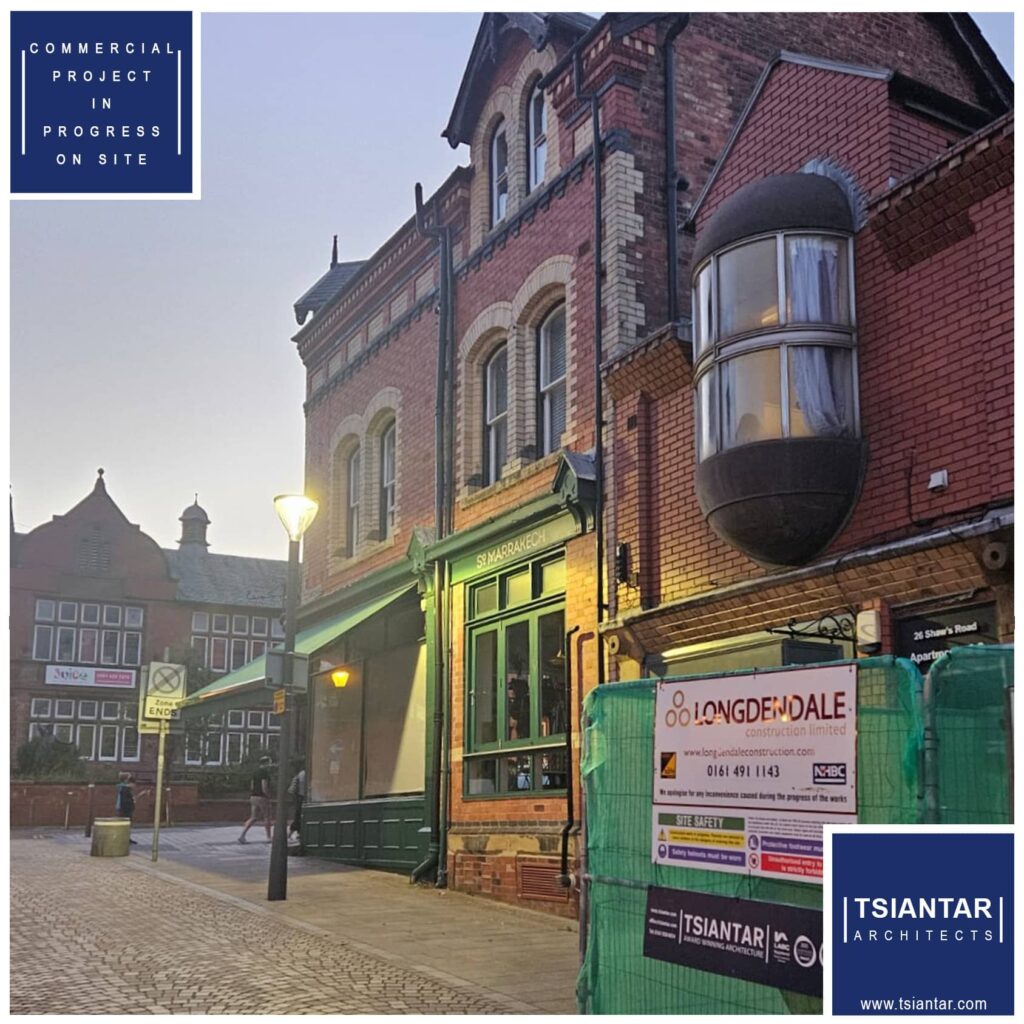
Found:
[652,664,857,884]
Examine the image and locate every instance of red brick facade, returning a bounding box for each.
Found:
[290,13,1010,911]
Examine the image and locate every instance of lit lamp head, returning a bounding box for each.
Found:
[274,494,319,542]
[330,669,350,689]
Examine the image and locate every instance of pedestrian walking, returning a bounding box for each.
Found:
[114,772,148,845]
[287,767,306,844]
[238,755,273,844]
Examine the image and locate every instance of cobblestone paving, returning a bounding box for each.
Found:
[10,837,520,1014]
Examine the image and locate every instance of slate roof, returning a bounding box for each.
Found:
[293,259,365,326]
[164,545,287,610]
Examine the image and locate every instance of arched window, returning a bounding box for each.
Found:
[484,346,508,484]
[379,421,396,539]
[527,82,547,192]
[537,303,566,455]
[490,119,509,227]
[345,446,361,557]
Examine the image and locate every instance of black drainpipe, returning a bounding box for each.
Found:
[573,49,606,687]
[663,15,690,324]
[558,624,581,886]
[411,182,451,884]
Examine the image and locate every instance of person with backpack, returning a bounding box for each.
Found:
[238,755,273,844]
[114,772,147,845]
[287,766,306,846]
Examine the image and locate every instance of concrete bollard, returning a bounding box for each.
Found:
[90,818,131,857]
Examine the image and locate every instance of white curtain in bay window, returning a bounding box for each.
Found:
[787,238,850,437]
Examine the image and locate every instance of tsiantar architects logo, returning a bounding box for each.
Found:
[10,10,194,195]
[830,831,1013,1015]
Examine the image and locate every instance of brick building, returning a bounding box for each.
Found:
[202,12,1008,912]
[10,470,286,774]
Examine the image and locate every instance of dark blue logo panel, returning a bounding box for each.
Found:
[832,832,1013,1015]
[11,10,193,194]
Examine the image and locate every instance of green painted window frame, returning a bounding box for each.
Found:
[464,552,566,797]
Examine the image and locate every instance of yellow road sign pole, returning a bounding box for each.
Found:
[151,719,168,863]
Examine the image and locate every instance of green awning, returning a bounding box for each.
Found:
[180,584,416,713]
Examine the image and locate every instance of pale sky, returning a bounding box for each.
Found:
[9,12,1013,560]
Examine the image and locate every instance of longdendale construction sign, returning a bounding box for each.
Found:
[652,664,857,883]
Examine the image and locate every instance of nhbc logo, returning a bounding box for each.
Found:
[843,895,1004,946]
[813,762,847,785]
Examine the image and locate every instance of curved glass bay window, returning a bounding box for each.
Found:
[692,173,867,566]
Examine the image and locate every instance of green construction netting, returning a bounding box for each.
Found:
[931,645,1014,824]
[575,650,1012,1014]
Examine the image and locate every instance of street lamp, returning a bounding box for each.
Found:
[268,493,318,902]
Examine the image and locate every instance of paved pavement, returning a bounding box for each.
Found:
[10,826,580,1014]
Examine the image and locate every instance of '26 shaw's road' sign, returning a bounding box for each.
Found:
[644,886,823,997]
[653,664,857,883]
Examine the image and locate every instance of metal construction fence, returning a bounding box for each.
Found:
[576,648,1013,1014]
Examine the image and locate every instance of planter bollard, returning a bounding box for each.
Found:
[90,818,130,857]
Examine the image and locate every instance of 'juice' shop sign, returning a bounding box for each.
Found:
[652,664,857,884]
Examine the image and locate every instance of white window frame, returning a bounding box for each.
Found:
[55,626,77,663]
[266,713,281,732]
[490,118,509,227]
[232,614,249,635]
[32,624,53,661]
[251,616,268,637]
[538,303,567,456]
[78,627,99,664]
[210,636,228,672]
[226,733,243,765]
[346,446,361,557]
[247,711,265,730]
[484,345,509,485]
[101,701,120,721]
[184,731,204,766]
[103,605,122,627]
[251,639,267,659]
[97,725,120,761]
[121,727,141,762]
[230,638,249,671]
[227,710,245,729]
[191,635,208,667]
[124,606,144,629]
[53,722,74,744]
[245,733,264,757]
[35,598,56,622]
[212,614,229,634]
[192,611,210,633]
[380,423,396,539]
[78,700,98,719]
[54,699,75,719]
[58,601,78,623]
[100,630,120,666]
[30,698,51,718]
[122,632,142,667]
[80,603,101,626]
[271,619,285,640]
[76,723,97,760]
[528,81,547,192]
[204,732,223,766]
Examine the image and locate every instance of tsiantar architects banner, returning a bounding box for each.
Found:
[830,831,1014,1015]
[644,887,823,998]
[653,665,857,883]
[10,10,194,195]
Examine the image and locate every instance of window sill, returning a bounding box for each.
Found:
[459,451,562,510]
[330,533,398,572]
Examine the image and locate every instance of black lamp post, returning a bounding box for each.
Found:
[267,493,318,902]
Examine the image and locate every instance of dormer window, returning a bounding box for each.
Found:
[691,173,866,566]
[491,120,509,226]
[527,82,547,192]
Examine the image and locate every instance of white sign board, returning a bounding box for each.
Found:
[652,664,857,884]
[45,665,136,688]
[143,662,187,720]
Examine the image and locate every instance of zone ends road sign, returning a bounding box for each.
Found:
[144,662,187,720]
